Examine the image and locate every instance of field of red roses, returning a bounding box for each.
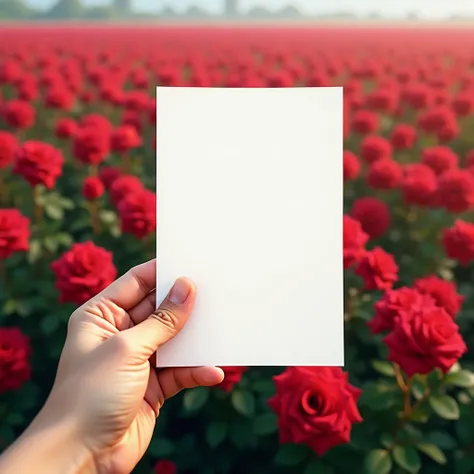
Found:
[1,23,474,474]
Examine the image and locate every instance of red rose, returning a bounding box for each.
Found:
[82,176,105,200]
[80,113,113,133]
[422,146,458,175]
[350,197,390,239]
[51,241,117,305]
[110,175,143,206]
[360,135,391,164]
[99,166,122,189]
[14,141,64,189]
[366,88,398,113]
[55,118,78,139]
[390,123,416,150]
[452,92,474,117]
[118,189,156,239]
[0,327,31,394]
[73,127,110,165]
[217,366,248,392]
[352,109,379,135]
[0,131,18,169]
[384,304,467,376]
[45,86,74,111]
[436,169,474,213]
[125,90,149,111]
[366,158,402,190]
[110,125,142,154]
[2,99,35,129]
[355,247,398,291]
[0,209,30,259]
[443,220,474,265]
[401,164,437,207]
[268,367,362,456]
[343,215,368,269]
[414,275,463,318]
[368,287,434,334]
[343,151,360,182]
[154,459,177,474]
[121,110,142,134]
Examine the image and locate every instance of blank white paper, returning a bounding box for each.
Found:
[156,86,343,368]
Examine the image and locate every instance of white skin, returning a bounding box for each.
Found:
[0,259,224,474]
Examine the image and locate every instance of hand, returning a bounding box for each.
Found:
[3,259,224,474]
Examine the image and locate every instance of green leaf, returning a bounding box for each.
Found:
[304,459,329,474]
[231,390,255,417]
[55,232,73,247]
[274,443,309,466]
[446,370,474,388]
[253,413,277,435]
[43,236,59,253]
[40,314,60,335]
[44,203,64,220]
[252,379,275,394]
[393,446,421,474]
[183,387,209,412]
[411,378,426,400]
[417,444,447,465]
[148,437,175,457]
[59,197,75,210]
[364,449,392,474]
[380,433,394,449]
[206,422,227,448]
[429,395,460,420]
[2,299,17,316]
[99,210,117,224]
[27,239,42,264]
[372,360,395,376]
[426,431,456,449]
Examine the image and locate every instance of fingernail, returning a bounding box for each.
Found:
[169,278,192,304]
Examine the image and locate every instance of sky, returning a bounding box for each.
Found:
[25,0,474,18]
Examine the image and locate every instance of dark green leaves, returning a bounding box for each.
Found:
[183,387,209,412]
[429,395,460,420]
[206,422,227,448]
[274,443,309,466]
[231,390,255,417]
[446,370,474,388]
[372,360,395,377]
[253,413,277,435]
[364,449,392,474]
[417,444,447,465]
[393,446,421,474]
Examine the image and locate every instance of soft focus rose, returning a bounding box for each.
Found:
[51,241,117,305]
[117,189,156,239]
[442,220,474,265]
[110,125,142,154]
[436,169,474,213]
[2,99,35,129]
[390,123,416,150]
[217,366,249,392]
[82,176,105,200]
[414,275,463,318]
[422,146,458,175]
[80,113,113,133]
[0,327,31,394]
[99,166,122,189]
[109,174,143,206]
[350,197,390,239]
[343,151,360,182]
[355,247,398,291]
[55,117,78,139]
[360,135,392,164]
[401,164,437,207]
[368,287,434,334]
[384,304,467,376]
[0,131,18,169]
[343,215,368,269]
[366,158,402,190]
[0,209,30,259]
[352,109,379,135]
[13,141,64,189]
[73,127,110,165]
[268,367,362,456]
[154,460,177,474]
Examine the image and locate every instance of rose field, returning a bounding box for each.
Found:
[2,23,474,474]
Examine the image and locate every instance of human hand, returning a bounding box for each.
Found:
[33,259,223,473]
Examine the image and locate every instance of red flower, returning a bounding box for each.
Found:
[73,127,110,165]
[422,146,458,175]
[360,135,391,164]
[352,109,379,135]
[14,141,64,189]
[414,275,463,318]
[0,327,31,394]
[452,92,474,117]
[154,460,177,474]
[384,305,467,376]
[268,367,362,456]
[436,169,474,213]
[55,118,78,139]
[80,113,112,133]
[343,215,368,269]
[99,166,122,189]
[82,176,105,200]
[51,241,117,305]
[401,164,437,207]
[366,88,398,113]
[0,209,30,259]
[350,197,390,239]
[118,189,156,239]
[0,131,18,169]
[368,288,434,334]
[343,151,360,182]
[2,99,35,129]
[110,125,142,154]
[366,158,402,190]
[110,175,143,206]
[45,86,74,111]
[355,247,398,291]
[442,220,474,265]
[217,366,248,392]
[390,123,416,150]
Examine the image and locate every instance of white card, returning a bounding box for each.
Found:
[156,86,343,368]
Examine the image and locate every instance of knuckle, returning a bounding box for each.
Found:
[152,308,180,334]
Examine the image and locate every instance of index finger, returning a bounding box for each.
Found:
[90,259,156,310]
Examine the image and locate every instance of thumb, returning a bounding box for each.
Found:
[122,277,196,360]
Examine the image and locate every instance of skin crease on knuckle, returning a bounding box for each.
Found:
[152,308,180,335]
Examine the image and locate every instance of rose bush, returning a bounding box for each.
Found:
[1,24,474,474]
